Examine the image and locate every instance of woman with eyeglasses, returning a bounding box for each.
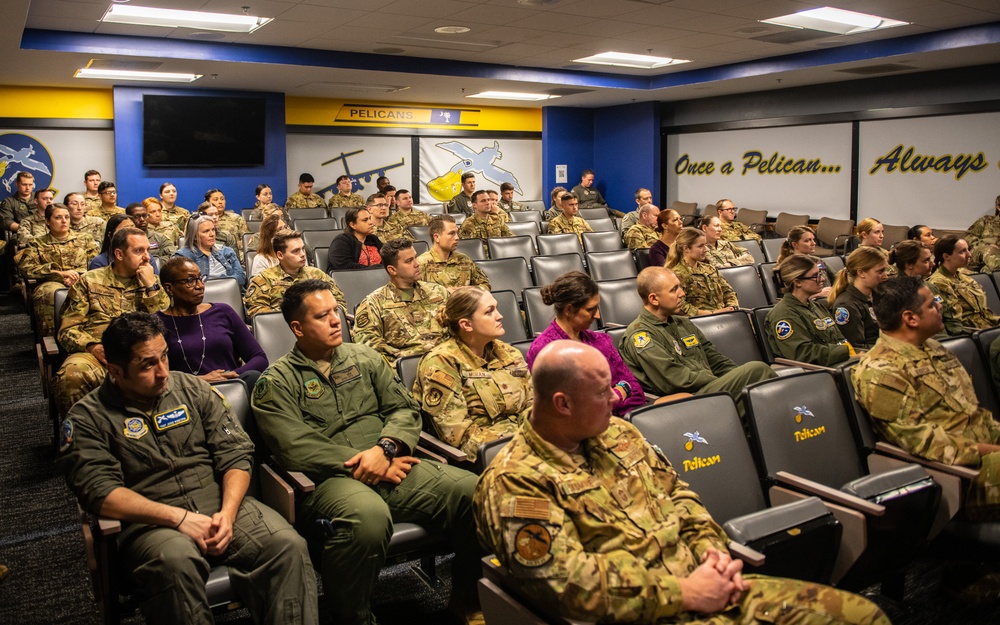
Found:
[889,240,964,336]
[928,235,997,329]
[827,246,889,351]
[665,227,739,316]
[156,256,267,385]
[177,214,246,288]
[699,215,754,268]
[648,208,684,268]
[765,254,854,366]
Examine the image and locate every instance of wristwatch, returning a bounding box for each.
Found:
[144,283,161,295]
[377,438,398,461]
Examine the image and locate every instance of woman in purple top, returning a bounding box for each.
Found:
[156,257,268,387]
[648,208,684,267]
[526,271,645,416]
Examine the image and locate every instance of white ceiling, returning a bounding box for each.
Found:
[5,0,1000,108]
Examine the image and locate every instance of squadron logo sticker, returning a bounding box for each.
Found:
[775,320,793,340]
[834,307,850,325]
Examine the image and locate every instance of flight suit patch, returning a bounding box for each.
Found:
[152,406,190,431]
[681,335,700,349]
[513,496,551,520]
[514,523,553,568]
[123,417,149,440]
[330,365,361,387]
[834,307,850,325]
[632,331,651,349]
[59,419,74,452]
[253,377,271,403]
[775,320,793,340]
[304,377,325,399]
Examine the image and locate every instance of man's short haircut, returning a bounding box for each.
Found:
[471,190,489,203]
[102,312,166,369]
[461,172,476,182]
[112,227,145,254]
[500,182,514,193]
[429,214,456,238]
[638,203,656,218]
[97,181,116,194]
[125,202,143,215]
[365,193,386,207]
[487,190,498,197]
[381,185,396,193]
[45,203,68,220]
[560,193,576,202]
[16,171,34,182]
[376,175,389,188]
[273,229,303,254]
[716,198,732,208]
[64,192,84,205]
[35,188,53,199]
[381,237,413,269]
[396,188,410,197]
[872,276,926,332]
[281,279,333,324]
[336,174,351,184]
[636,266,672,303]
[84,169,100,180]
[299,173,315,184]
[581,169,595,177]
[634,187,651,200]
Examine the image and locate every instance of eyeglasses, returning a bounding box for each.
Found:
[101,190,117,196]
[719,207,736,212]
[800,271,824,283]
[170,275,204,287]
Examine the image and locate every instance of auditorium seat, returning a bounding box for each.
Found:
[456,238,487,261]
[531,254,585,287]
[969,273,1000,314]
[596,278,643,328]
[301,229,339,252]
[492,290,528,342]
[293,217,340,232]
[536,234,582,257]
[585,250,636,282]
[771,212,809,239]
[576,208,609,222]
[407,226,433,249]
[736,239,765,265]
[581,231,623,252]
[689,310,767,366]
[735,208,768,235]
[757,264,781,304]
[717,265,768,310]
[286,207,327,220]
[474,258,532,303]
[487,236,536,263]
[509,210,542,224]
[814,217,855,257]
[761,238,784,263]
[203,277,246,321]
[328,267,388,314]
[585,217,616,233]
[506,221,541,245]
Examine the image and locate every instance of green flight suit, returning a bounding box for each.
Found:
[251,343,479,625]
[832,284,880,351]
[619,309,775,414]
[57,373,317,625]
[765,293,852,366]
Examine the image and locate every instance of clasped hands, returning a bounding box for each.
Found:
[679,548,750,614]
[345,445,420,487]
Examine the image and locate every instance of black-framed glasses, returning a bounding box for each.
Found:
[170,275,204,287]
[719,206,736,212]
[800,271,824,283]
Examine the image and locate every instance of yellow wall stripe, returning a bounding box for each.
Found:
[0,86,114,119]
[287,97,541,132]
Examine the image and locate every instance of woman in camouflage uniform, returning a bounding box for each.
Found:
[889,240,964,336]
[928,235,997,329]
[665,227,738,316]
[699,215,754,268]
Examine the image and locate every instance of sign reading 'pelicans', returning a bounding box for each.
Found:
[335,104,480,127]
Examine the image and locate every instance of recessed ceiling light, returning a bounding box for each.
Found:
[434,26,471,34]
[466,91,560,101]
[761,7,908,35]
[101,5,273,33]
[574,52,689,70]
[74,68,202,83]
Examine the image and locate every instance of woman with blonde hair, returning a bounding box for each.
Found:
[928,235,997,329]
[889,240,963,336]
[765,254,853,366]
[648,208,684,267]
[142,196,182,245]
[665,227,738,316]
[249,213,288,277]
[845,217,884,253]
[699,214,753,268]
[413,286,532,463]
[776,225,833,299]
[828,247,888,350]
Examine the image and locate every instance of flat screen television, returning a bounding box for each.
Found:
[143,95,266,168]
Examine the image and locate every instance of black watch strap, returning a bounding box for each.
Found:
[377,438,398,461]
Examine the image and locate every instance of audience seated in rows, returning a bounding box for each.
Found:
[417,215,490,292]
[245,230,343,319]
[176,215,245,289]
[328,207,383,270]
[665,228,739,316]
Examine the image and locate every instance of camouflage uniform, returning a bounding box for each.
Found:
[498,198,529,213]
[353,280,448,365]
[57,372,318,624]
[925,280,966,337]
[705,240,754,268]
[250,203,288,223]
[459,214,512,240]
[83,195,101,215]
[765,293,852,367]
[492,209,511,224]
[671,261,738,316]
[251,342,479,625]
[86,205,126,221]
[447,193,474,216]
[965,213,1000,270]
[928,266,997,329]
[16,232,100,335]
[416,248,490,291]
[144,228,177,261]
[285,191,327,210]
[475,417,890,624]
[832,284,880,351]
[217,210,250,256]
[380,209,428,242]
[71,216,107,243]
[162,205,190,234]
[53,265,169,417]
[854,333,1000,521]
[720,220,762,243]
[243,265,344,319]
[326,193,364,209]
[624,223,659,251]
[15,210,48,247]
[547,214,594,245]
[620,308,775,414]
[413,338,531,461]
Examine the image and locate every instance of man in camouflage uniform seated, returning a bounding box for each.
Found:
[717,199,762,243]
[459,190,512,240]
[52,228,169,417]
[624,203,660,251]
[16,203,100,335]
[854,276,1000,521]
[966,194,1000,271]
[379,189,427,241]
[417,215,490,292]
[476,340,892,625]
[286,172,328,210]
[547,193,593,245]
[497,182,529,214]
[244,230,344,319]
[15,187,55,247]
[353,238,448,366]
[326,174,364,209]
[88,181,125,221]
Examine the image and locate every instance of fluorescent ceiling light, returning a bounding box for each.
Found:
[761,7,908,35]
[466,91,560,101]
[573,52,689,70]
[101,5,273,33]
[74,68,202,83]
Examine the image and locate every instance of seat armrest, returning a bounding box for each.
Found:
[728,541,765,567]
[43,335,59,357]
[773,358,836,372]
[97,517,122,536]
[415,445,448,464]
[260,463,296,524]
[419,431,468,464]
[268,456,315,493]
[873,442,980,480]
[774,471,885,516]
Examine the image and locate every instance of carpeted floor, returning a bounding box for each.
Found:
[1,291,999,624]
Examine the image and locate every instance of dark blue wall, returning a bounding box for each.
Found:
[112,87,287,214]
[542,103,660,212]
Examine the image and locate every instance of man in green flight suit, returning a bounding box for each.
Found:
[251,280,481,625]
[57,312,318,625]
[619,266,774,415]
[475,340,890,625]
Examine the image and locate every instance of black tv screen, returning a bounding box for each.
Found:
[143,95,266,168]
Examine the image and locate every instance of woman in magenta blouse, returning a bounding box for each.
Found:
[526,271,645,416]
